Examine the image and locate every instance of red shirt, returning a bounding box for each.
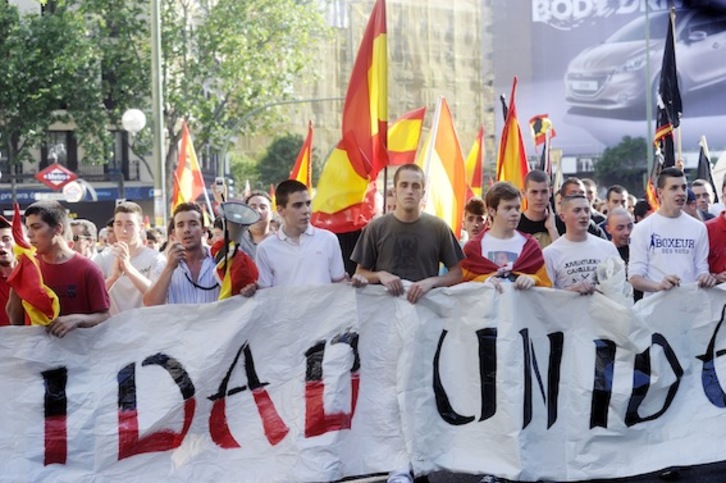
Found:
[0,275,10,326]
[38,254,110,316]
[706,212,726,275]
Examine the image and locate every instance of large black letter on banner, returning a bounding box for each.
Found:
[625,333,683,426]
[697,305,726,407]
[519,329,564,429]
[590,339,616,429]
[433,330,476,425]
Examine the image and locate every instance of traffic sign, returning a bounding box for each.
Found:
[34,163,78,191]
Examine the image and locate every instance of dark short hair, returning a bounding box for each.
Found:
[0,218,10,230]
[633,199,652,220]
[464,197,485,216]
[275,179,308,208]
[245,190,272,204]
[114,201,143,218]
[393,164,425,188]
[25,201,68,230]
[485,182,520,212]
[657,167,685,189]
[106,217,115,228]
[524,169,549,188]
[559,177,583,197]
[172,202,205,226]
[606,185,627,201]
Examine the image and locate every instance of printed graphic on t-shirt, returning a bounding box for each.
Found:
[649,233,695,255]
[392,234,419,273]
[486,250,518,268]
[563,258,599,285]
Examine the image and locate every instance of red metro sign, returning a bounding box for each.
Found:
[34,163,78,191]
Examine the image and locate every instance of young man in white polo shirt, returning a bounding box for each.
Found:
[247,179,345,291]
[544,194,621,295]
[629,167,716,296]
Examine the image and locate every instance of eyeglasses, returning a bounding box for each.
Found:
[73,235,93,242]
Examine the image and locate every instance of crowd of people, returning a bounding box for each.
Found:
[0,164,724,331]
[0,163,724,482]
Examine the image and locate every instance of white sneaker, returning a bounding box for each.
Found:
[387,468,414,483]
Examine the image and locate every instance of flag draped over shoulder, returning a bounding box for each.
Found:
[696,136,719,203]
[388,106,425,166]
[172,122,206,212]
[465,126,484,198]
[496,77,529,191]
[654,7,681,167]
[6,203,59,326]
[290,121,313,189]
[416,97,467,237]
[312,0,387,233]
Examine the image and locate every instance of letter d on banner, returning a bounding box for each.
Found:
[117,353,196,459]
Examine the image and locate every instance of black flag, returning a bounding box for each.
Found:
[696,136,719,204]
[654,7,682,167]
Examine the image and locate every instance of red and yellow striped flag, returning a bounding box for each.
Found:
[6,203,60,326]
[290,121,313,189]
[416,97,467,237]
[466,125,485,198]
[388,106,425,165]
[312,0,387,233]
[171,122,205,212]
[496,77,529,191]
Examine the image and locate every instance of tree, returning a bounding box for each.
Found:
[0,0,154,180]
[594,136,648,195]
[160,0,328,198]
[252,133,323,189]
[0,3,108,173]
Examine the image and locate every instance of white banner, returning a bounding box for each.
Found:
[1,283,725,481]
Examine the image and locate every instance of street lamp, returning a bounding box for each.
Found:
[121,109,148,201]
[122,109,147,135]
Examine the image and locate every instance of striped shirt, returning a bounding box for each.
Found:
[152,247,220,304]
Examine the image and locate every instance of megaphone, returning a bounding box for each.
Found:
[219,201,260,245]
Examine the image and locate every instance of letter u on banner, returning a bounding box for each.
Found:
[304,332,361,438]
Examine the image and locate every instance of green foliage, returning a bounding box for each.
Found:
[594,136,648,195]
[160,0,329,194]
[0,0,152,170]
[253,133,323,189]
[0,3,108,166]
[229,152,258,190]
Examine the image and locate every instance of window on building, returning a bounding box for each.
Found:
[40,131,77,172]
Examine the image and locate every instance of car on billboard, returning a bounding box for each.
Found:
[564,7,726,115]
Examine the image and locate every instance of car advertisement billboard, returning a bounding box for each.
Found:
[492,0,726,158]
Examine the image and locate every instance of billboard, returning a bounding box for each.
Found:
[492,0,726,157]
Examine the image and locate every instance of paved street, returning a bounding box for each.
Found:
[345,460,726,482]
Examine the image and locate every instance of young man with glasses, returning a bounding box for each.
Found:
[95,202,166,314]
[144,202,220,305]
[70,219,98,260]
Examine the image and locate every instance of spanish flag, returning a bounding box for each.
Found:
[171,122,205,212]
[290,121,313,189]
[312,0,387,233]
[6,203,60,326]
[388,106,425,165]
[465,125,485,198]
[496,77,529,191]
[416,97,467,238]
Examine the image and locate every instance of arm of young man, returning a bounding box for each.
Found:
[406,263,463,304]
[143,241,183,306]
[6,289,24,326]
[47,311,111,338]
[353,266,404,295]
